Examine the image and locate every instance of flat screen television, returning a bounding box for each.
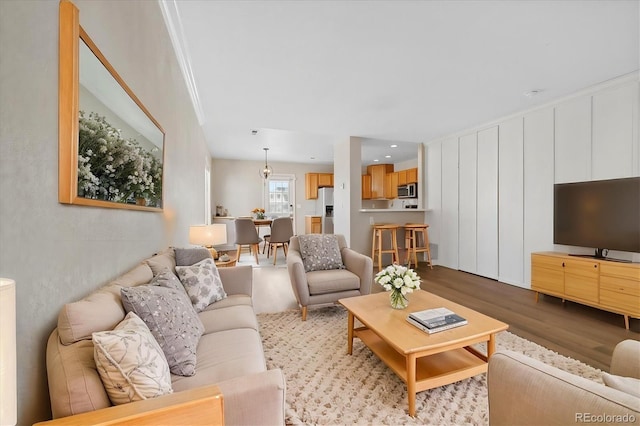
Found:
[554,176,640,259]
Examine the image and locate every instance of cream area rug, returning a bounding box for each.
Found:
[257,305,604,426]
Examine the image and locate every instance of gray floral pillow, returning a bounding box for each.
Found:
[175,258,227,312]
[298,234,345,272]
[121,284,204,377]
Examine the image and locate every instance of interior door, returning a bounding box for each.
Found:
[264,174,296,234]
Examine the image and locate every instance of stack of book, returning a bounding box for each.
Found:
[406,307,468,334]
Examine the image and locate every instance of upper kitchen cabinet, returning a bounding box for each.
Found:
[362,175,372,199]
[305,172,333,199]
[367,164,394,199]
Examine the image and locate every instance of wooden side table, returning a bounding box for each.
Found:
[215,252,237,268]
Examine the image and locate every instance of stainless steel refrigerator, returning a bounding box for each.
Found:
[316,187,334,234]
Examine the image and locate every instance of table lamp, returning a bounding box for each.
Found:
[189,224,227,259]
[1,278,16,426]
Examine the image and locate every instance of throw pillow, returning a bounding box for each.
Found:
[175,258,227,312]
[602,372,640,398]
[121,284,204,377]
[150,268,187,293]
[298,234,345,272]
[92,312,172,405]
[175,247,212,267]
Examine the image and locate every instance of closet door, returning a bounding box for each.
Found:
[499,117,524,287]
[441,137,459,269]
[555,96,591,183]
[523,108,555,288]
[458,133,477,274]
[592,82,637,180]
[476,126,498,279]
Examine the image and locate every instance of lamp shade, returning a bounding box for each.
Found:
[189,224,227,246]
[0,278,16,426]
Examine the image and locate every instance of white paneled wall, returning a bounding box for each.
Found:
[498,117,525,287]
[441,138,459,269]
[554,96,592,183]
[476,126,499,279]
[592,83,637,180]
[426,142,442,258]
[458,133,477,273]
[425,74,639,288]
[523,108,555,286]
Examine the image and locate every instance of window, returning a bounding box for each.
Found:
[267,178,290,214]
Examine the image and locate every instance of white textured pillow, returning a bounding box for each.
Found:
[602,372,640,398]
[92,312,172,405]
[175,258,227,312]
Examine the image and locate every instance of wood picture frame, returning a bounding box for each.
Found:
[58,0,165,211]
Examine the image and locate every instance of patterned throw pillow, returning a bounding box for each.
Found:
[121,284,204,377]
[175,258,227,312]
[92,312,172,405]
[298,234,345,272]
[150,268,187,293]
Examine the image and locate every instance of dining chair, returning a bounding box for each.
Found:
[234,218,262,264]
[266,217,294,265]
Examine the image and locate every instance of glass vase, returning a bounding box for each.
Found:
[389,289,408,309]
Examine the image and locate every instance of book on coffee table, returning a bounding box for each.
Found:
[407,307,468,334]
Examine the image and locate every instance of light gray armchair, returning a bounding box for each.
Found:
[488,339,640,425]
[287,234,373,320]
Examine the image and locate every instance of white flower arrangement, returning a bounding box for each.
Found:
[77,111,163,207]
[374,264,421,308]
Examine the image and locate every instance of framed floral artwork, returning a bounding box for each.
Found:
[58,0,165,211]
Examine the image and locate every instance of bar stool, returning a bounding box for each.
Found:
[371,224,401,272]
[404,223,433,269]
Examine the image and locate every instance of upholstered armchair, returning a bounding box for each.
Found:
[287,234,373,320]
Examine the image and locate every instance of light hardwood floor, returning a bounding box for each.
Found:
[251,259,639,372]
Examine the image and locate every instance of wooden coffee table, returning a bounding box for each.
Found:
[339,290,508,416]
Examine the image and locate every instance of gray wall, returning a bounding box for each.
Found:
[0,1,210,424]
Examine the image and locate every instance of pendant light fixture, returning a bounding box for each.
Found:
[260,147,273,179]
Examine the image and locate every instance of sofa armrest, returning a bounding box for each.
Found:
[35,385,224,425]
[610,339,640,379]
[218,265,253,296]
[217,369,286,426]
[342,247,373,295]
[488,350,640,426]
[286,249,310,306]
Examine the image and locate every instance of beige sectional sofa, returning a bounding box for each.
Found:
[488,339,640,425]
[46,248,285,425]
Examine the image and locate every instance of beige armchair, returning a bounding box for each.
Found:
[287,234,373,320]
[488,339,640,425]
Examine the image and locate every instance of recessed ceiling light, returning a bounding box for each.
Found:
[373,159,380,162]
[385,155,391,158]
[390,144,398,148]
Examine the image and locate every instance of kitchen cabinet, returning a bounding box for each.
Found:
[305,173,333,199]
[406,168,418,183]
[398,170,407,186]
[384,172,398,199]
[305,173,319,199]
[362,175,372,199]
[366,164,393,199]
[305,216,322,234]
[318,173,333,187]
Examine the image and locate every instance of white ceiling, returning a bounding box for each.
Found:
[162,0,639,165]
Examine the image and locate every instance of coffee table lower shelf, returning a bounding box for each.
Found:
[355,327,488,407]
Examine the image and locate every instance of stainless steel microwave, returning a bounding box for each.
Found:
[398,183,417,198]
